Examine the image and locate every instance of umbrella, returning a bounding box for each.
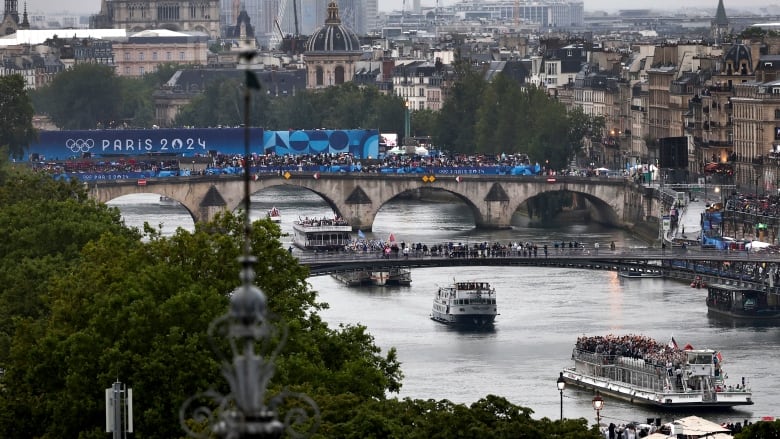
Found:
[596,167,610,172]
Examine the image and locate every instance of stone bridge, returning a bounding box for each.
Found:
[88,173,660,231]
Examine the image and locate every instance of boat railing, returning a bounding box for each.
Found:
[573,349,665,374]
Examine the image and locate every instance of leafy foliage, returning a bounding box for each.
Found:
[0,74,36,159]
[735,420,780,438]
[32,63,122,129]
[0,144,601,439]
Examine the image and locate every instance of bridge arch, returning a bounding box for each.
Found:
[88,174,649,231]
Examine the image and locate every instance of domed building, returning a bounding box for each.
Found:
[304,1,363,89]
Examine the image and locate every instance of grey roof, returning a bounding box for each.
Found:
[714,0,729,26]
[160,68,306,97]
[304,1,360,53]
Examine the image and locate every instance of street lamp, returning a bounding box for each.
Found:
[404,100,411,142]
[592,391,604,428]
[180,50,319,439]
[556,372,566,421]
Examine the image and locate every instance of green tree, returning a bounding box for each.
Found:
[436,54,485,152]
[33,63,122,129]
[410,108,438,139]
[0,163,599,438]
[0,74,36,159]
[735,420,780,438]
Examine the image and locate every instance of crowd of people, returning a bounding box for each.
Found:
[574,334,688,369]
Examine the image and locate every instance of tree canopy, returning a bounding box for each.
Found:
[0,161,600,437]
[0,74,36,159]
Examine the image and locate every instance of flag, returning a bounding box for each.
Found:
[668,336,679,350]
[716,351,723,363]
[358,230,365,239]
[388,233,396,243]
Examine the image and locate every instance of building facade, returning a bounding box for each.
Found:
[92,0,221,39]
[303,1,362,89]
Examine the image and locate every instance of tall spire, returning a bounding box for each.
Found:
[714,0,728,26]
[20,1,29,29]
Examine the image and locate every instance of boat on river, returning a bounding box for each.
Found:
[617,267,663,278]
[292,215,352,251]
[267,207,281,223]
[431,281,497,326]
[561,335,753,409]
[706,284,780,320]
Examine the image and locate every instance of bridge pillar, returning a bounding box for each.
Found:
[476,200,513,229]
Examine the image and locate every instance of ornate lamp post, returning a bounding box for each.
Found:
[556,372,565,421]
[592,391,604,429]
[180,49,319,439]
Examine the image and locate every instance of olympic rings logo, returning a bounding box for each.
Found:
[65,138,95,153]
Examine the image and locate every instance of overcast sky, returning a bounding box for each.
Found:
[24,0,769,17]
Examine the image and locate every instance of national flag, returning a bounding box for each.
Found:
[388,233,396,242]
[358,230,366,239]
[668,336,679,350]
[716,351,723,363]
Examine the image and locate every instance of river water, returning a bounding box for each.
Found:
[108,187,780,427]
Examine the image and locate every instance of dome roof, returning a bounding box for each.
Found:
[305,1,360,53]
[723,44,752,75]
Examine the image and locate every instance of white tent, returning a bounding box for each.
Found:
[669,416,731,437]
[746,240,771,251]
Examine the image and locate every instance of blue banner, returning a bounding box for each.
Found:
[25,128,380,161]
[262,129,379,159]
[26,128,265,161]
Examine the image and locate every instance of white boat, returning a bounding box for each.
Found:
[618,267,663,278]
[267,207,281,223]
[561,335,753,409]
[431,281,497,326]
[292,215,352,251]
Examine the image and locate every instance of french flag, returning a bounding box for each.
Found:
[668,336,679,350]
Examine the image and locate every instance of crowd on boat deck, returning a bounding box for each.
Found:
[575,334,688,368]
[294,215,349,228]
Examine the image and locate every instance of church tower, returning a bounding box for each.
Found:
[711,0,729,43]
[1,0,19,36]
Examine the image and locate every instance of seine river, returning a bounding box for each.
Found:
[108,186,780,427]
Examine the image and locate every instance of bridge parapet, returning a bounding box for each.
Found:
[88,173,651,231]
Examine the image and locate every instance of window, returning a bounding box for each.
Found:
[152,52,158,60]
[166,52,172,60]
[179,52,185,60]
[124,52,130,61]
[139,66,145,75]
[419,87,424,97]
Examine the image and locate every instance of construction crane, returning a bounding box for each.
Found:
[270,0,290,49]
[272,0,303,53]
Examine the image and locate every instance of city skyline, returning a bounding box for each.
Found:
[17,0,775,18]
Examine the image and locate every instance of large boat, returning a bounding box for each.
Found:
[561,335,753,409]
[617,267,663,278]
[706,284,780,320]
[292,215,352,251]
[431,281,497,326]
[266,207,282,223]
